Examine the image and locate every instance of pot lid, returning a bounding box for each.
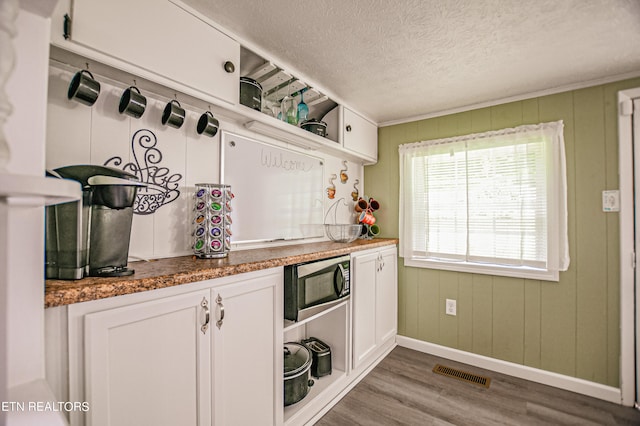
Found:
[301,118,326,126]
[284,342,311,377]
[240,77,262,90]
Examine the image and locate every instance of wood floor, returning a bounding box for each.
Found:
[316,346,640,425]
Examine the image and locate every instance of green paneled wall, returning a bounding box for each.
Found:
[366,77,640,387]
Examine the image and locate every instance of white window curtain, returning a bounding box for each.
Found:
[398,120,569,281]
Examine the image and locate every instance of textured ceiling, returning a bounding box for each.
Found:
[182,0,640,124]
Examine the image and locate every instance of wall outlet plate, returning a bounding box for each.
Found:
[602,190,620,212]
[445,299,457,316]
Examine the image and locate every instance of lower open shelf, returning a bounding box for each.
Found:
[284,368,347,424]
[283,300,350,425]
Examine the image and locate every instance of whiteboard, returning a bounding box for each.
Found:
[221,131,324,243]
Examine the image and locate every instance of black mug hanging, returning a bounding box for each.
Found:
[119,86,147,118]
[197,111,219,137]
[162,99,185,129]
[68,69,100,106]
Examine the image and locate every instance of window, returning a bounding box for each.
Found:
[398,121,569,281]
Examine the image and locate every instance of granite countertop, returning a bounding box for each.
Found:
[45,238,398,308]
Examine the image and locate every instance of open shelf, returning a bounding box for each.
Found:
[240,46,338,142]
[282,301,350,426]
[283,298,349,333]
[284,368,347,424]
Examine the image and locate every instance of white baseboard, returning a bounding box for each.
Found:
[396,335,622,405]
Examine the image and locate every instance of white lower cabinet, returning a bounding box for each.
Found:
[352,246,398,370]
[281,245,397,426]
[65,268,282,426]
[375,247,399,347]
[83,289,212,426]
[212,274,282,426]
[51,248,398,426]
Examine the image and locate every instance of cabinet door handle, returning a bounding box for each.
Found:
[376,253,384,272]
[215,294,225,329]
[201,297,210,334]
[346,124,352,132]
[63,14,72,40]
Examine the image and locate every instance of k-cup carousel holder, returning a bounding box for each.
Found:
[193,183,233,258]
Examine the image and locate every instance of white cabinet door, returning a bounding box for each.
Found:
[71,0,239,105]
[84,289,211,426]
[376,247,398,345]
[212,272,280,426]
[352,246,398,370]
[342,107,378,161]
[352,250,379,369]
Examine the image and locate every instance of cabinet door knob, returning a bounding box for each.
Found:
[224,61,235,74]
[346,124,352,132]
[215,294,225,329]
[201,297,210,334]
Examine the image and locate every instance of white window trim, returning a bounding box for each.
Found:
[403,258,559,281]
[398,120,569,282]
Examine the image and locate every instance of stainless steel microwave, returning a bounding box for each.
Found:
[284,254,350,322]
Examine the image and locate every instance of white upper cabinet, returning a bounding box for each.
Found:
[63,0,239,105]
[342,107,378,162]
[50,0,378,163]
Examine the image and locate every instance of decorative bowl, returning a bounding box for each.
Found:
[324,224,361,243]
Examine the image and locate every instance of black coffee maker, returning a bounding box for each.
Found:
[45,165,145,279]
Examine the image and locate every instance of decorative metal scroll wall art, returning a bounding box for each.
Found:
[104,129,182,215]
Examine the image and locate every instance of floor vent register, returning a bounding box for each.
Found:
[432,364,491,388]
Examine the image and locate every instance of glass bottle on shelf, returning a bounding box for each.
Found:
[297,89,309,123]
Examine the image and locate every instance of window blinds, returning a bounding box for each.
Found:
[399,121,569,279]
